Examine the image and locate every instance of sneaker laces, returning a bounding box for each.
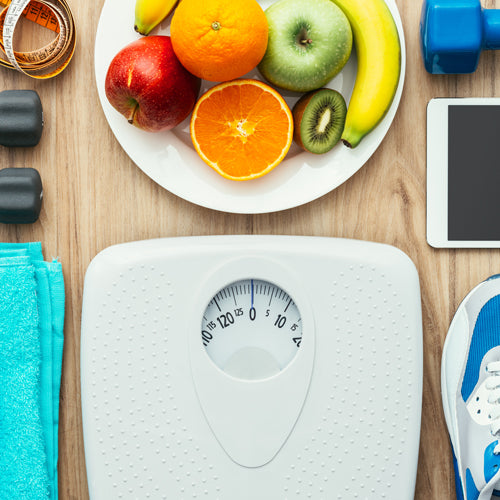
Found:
[486,360,500,454]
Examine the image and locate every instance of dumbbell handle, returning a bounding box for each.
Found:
[483,9,500,49]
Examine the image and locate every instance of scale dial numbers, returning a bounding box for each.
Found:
[201,279,302,380]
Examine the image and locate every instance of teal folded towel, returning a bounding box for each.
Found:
[0,242,65,500]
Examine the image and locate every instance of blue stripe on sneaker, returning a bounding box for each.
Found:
[484,440,500,482]
[461,295,500,402]
[466,468,480,500]
[453,448,465,500]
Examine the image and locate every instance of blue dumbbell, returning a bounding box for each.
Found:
[420,0,500,74]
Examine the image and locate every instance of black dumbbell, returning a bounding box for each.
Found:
[0,90,43,147]
[0,168,43,224]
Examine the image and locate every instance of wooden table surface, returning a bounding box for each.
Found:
[1,0,499,498]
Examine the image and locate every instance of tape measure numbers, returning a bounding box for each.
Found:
[20,1,60,32]
[1,1,60,32]
[0,0,75,78]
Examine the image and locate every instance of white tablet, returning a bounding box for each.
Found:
[427,98,500,248]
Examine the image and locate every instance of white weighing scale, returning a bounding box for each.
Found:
[81,236,423,499]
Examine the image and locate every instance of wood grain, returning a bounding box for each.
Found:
[1,1,498,498]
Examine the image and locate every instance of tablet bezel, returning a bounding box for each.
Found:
[427,97,500,248]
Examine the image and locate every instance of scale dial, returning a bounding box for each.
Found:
[201,279,302,380]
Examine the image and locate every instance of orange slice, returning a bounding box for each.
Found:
[190,79,294,181]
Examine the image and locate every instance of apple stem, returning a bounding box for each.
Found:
[127,102,139,125]
[301,39,313,44]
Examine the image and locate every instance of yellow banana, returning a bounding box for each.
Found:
[330,0,401,148]
[134,0,179,36]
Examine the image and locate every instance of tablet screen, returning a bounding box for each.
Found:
[448,105,500,241]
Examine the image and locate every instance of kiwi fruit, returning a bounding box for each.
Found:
[292,88,347,154]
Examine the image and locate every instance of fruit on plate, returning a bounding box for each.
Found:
[134,0,178,35]
[105,36,201,132]
[190,79,293,181]
[330,0,401,148]
[292,88,347,154]
[170,0,268,82]
[257,0,352,93]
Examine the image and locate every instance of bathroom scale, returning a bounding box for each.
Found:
[81,236,423,499]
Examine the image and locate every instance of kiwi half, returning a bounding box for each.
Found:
[292,88,347,154]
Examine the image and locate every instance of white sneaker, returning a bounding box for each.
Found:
[442,275,500,500]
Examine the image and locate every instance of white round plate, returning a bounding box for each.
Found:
[94,0,405,214]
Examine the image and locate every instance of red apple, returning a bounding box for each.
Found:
[105,36,201,132]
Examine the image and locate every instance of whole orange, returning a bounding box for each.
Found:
[170,0,268,82]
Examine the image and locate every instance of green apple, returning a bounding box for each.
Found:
[258,0,352,92]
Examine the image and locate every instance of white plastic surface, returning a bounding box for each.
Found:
[81,236,423,499]
[94,0,406,214]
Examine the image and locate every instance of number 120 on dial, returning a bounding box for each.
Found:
[201,279,303,377]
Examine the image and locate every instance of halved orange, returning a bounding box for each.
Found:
[190,79,294,181]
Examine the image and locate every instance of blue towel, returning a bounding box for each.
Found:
[0,242,65,500]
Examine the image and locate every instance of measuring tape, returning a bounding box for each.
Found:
[0,0,75,79]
